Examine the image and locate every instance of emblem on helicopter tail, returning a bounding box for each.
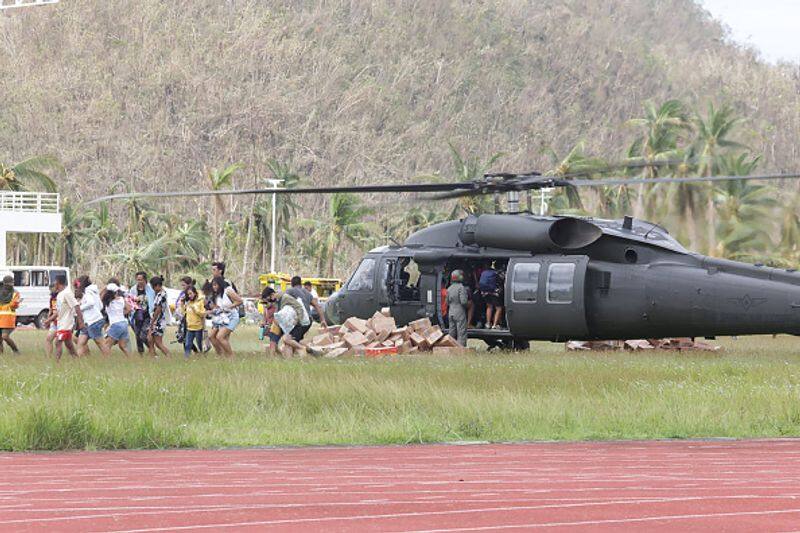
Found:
[728,294,768,312]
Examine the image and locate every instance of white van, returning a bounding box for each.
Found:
[0,266,70,328]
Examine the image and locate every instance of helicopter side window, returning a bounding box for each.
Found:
[546,263,575,304]
[347,258,376,292]
[512,263,540,303]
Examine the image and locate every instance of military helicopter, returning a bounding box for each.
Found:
[92,165,800,349]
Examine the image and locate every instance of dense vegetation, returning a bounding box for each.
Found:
[1,1,799,289]
[3,330,800,450]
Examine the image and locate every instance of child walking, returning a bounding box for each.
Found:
[182,285,205,358]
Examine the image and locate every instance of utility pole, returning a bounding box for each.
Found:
[0,0,59,10]
[265,178,283,274]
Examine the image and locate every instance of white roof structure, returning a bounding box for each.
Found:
[0,0,59,9]
[0,191,62,267]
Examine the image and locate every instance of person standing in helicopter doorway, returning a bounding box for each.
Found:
[446,270,469,346]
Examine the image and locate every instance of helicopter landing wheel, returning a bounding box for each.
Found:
[501,338,530,352]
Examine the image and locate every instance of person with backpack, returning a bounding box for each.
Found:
[479,261,503,329]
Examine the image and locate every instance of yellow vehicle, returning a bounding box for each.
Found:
[258,272,342,302]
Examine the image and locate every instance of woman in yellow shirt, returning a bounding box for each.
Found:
[182,285,206,358]
[0,275,21,354]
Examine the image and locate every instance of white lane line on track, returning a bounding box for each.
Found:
[3,485,798,504]
[4,475,794,496]
[98,506,800,533]
[399,508,800,531]
[0,495,792,527]
[7,494,800,514]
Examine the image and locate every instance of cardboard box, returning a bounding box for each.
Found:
[343,331,369,348]
[409,317,432,332]
[324,347,350,358]
[344,317,369,334]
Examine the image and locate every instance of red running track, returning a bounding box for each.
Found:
[2,440,800,532]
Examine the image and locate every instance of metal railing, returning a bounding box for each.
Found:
[0,0,59,10]
[0,192,60,213]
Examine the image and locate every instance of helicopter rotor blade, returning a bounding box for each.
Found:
[87,169,800,205]
[566,172,800,188]
[87,181,476,205]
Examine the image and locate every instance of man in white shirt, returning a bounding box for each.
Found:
[302,280,328,328]
[54,275,84,361]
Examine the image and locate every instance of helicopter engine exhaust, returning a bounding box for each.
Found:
[459,214,602,252]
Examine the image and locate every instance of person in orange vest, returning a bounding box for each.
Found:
[0,275,21,354]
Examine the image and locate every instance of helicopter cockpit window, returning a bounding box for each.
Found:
[512,263,540,302]
[347,258,376,292]
[546,263,575,304]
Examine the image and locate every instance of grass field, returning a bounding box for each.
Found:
[1,327,799,451]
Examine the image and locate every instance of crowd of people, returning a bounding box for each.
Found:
[0,262,335,360]
[441,260,507,346]
[0,259,507,358]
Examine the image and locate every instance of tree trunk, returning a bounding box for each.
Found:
[706,192,717,256]
[241,204,254,291]
[685,202,698,251]
[326,231,337,277]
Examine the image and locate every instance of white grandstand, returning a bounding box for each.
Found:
[0,0,59,10]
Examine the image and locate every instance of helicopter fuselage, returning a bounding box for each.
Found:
[324,214,800,344]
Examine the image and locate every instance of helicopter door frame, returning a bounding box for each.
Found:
[389,256,433,326]
[505,255,590,341]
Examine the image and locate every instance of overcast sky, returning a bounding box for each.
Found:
[700,1,800,63]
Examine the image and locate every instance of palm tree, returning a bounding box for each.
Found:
[383,207,448,243]
[779,189,800,265]
[245,160,301,277]
[171,220,210,267]
[545,142,607,214]
[0,155,63,192]
[85,203,120,247]
[626,100,692,218]
[105,235,188,281]
[712,154,775,258]
[693,103,746,255]
[303,193,373,276]
[446,143,505,217]
[115,186,161,245]
[59,199,92,267]
[207,163,242,259]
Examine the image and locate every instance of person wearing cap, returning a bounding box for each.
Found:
[0,275,21,354]
[102,281,131,356]
[446,269,469,347]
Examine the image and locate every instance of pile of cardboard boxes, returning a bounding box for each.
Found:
[281,308,467,358]
[565,338,720,351]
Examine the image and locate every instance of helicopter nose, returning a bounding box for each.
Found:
[324,291,342,325]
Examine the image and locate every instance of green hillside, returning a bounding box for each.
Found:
[1,0,798,283]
